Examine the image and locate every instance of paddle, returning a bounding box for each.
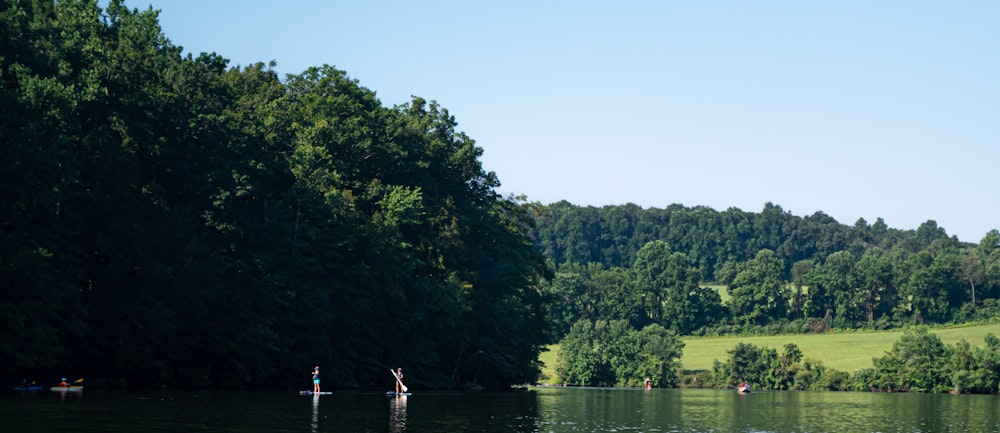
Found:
[390,369,408,393]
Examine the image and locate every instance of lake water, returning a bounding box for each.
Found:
[5,387,1000,432]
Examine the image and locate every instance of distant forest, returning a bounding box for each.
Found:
[527,202,1000,391]
[525,200,1000,338]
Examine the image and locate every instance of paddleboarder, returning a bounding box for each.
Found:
[312,366,321,393]
[394,368,405,394]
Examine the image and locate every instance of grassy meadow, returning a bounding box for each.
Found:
[704,284,730,303]
[537,323,1000,383]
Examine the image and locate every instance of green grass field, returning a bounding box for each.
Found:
[704,284,730,303]
[538,323,1000,382]
[538,345,560,383]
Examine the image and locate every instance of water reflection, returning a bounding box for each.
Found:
[310,394,319,432]
[4,388,1000,432]
[55,390,83,401]
[389,395,407,432]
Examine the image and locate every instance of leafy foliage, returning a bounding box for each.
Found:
[529,200,1000,337]
[556,319,684,387]
[868,327,952,392]
[703,329,1000,394]
[1,0,547,389]
[729,249,789,326]
[708,342,802,390]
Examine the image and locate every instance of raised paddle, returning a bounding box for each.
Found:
[390,369,408,393]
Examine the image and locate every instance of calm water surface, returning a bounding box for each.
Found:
[4,387,1000,432]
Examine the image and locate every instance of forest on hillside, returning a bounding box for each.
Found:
[528,201,1000,390]
[0,0,549,389]
[527,200,1000,339]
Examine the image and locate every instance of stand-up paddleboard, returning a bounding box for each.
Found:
[299,391,332,395]
[386,391,411,397]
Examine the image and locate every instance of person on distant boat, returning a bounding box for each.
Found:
[312,366,321,393]
[644,378,652,390]
[59,378,68,387]
[395,368,405,394]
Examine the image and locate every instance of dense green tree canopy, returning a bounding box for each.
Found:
[556,319,684,387]
[1,0,548,389]
[528,199,999,336]
[633,240,720,333]
[729,249,788,326]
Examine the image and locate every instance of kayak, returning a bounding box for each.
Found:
[299,391,332,395]
[13,386,44,391]
[386,391,411,397]
[50,386,83,392]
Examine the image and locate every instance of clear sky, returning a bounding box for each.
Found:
[131,0,998,243]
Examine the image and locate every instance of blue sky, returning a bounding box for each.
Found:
[133,0,997,242]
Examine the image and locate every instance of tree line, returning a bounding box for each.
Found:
[529,201,1000,340]
[555,319,1000,394]
[705,327,1000,394]
[1,0,549,389]
[535,202,1000,392]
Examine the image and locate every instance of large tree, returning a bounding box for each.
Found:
[854,247,895,322]
[556,319,683,387]
[728,249,789,325]
[633,240,721,333]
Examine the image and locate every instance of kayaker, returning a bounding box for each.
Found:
[312,366,320,393]
[59,378,68,387]
[394,368,405,394]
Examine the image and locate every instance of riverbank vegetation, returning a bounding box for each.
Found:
[555,319,684,388]
[702,327,1000,394]
[540,323,1000,385]
[545,323,1000,393]
[681,322,1000,373]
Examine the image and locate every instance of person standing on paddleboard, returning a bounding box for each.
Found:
[312,366,321,393]
[395,368,405,394]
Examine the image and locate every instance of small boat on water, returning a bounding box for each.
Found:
[737,383,752,394]
[50,386,83,392]
[13,385,43,391]
[299,391,332,395]
[386,391,411,397]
